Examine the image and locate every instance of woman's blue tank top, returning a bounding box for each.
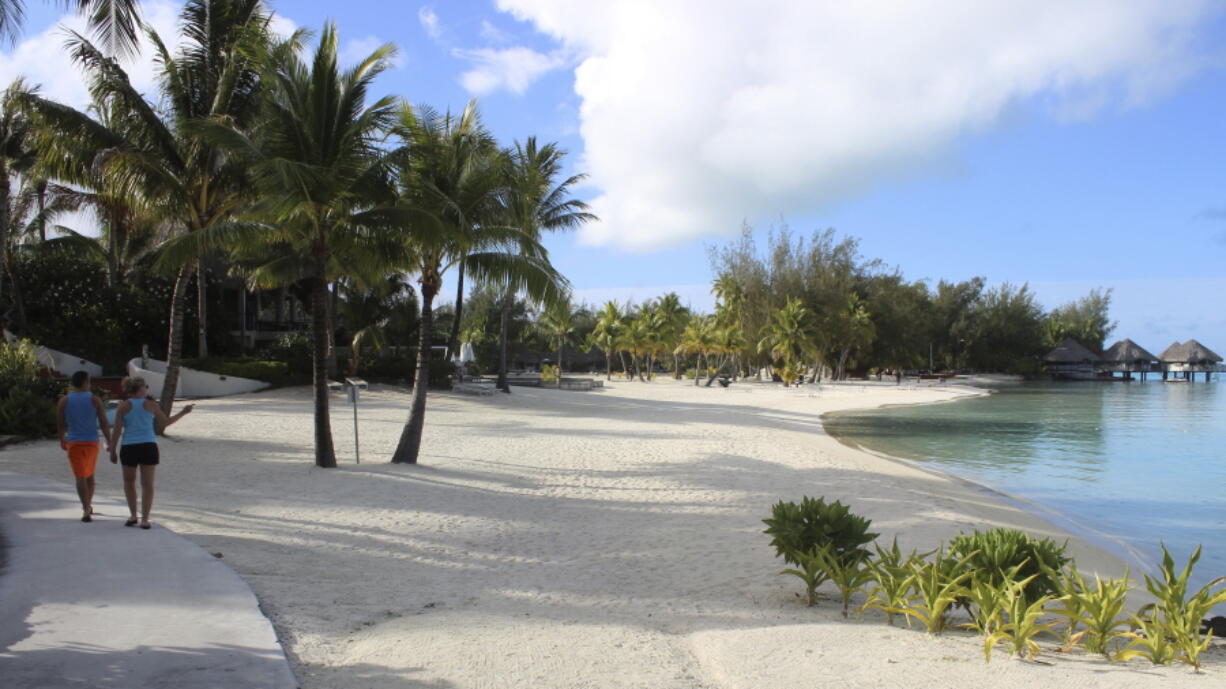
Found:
[121,397,158,445]
[64,391,99,442]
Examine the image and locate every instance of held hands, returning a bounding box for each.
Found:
[109,448,118,464]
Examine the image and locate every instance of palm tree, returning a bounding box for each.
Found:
[536,297,574,388]
[494,137,593,392]
[0,82,38,331]
[651,292,688,378]
[22,0,276,414]
[158,22,400,468]
[591,300,624,381]
[675,315,715,386]
[388,103,566,465]
[832,293,874,380]
[758,297,818,386]
[1,1,143,57]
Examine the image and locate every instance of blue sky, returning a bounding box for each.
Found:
[6,1,1226,351]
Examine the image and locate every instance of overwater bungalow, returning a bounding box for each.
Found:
[1159,340,1223,382]
[1101,339,1160,381]
[1042,337,1102,380]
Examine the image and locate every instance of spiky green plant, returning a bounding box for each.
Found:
[1067,568,1133,658]
[810,541,875,618]
[983,578,1056,662]
[902,547,975,634]
[862,539,923,627]
[964,565,1028,635]
[1118,607,1180,666]
[1126,545,1226,670]
[778,547,827,607]
[1049,564,1088,652]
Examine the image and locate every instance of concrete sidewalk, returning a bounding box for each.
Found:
[0,471,298,688]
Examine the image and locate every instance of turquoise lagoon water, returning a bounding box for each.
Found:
[823,380,1226,592]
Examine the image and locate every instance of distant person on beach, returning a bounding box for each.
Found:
[55,371,112,522]
[109,376,193,529]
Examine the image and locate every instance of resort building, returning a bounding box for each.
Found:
[1100,339,1161,381]
[1158,340,1224,382]
[1042,337,1102,380]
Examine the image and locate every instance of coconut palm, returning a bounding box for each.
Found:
[758,297,818,386]
[536,296,575,388]
[157,22,400,467]
[0,82,38,330]
[651,292,689,378]
[494,137,593,392]
[675,315,715,385]
[22,0,276,414]
[1,1,143,57]
[388,103,566,465]
[591,300,625,381]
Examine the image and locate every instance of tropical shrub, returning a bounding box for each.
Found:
[763,496,878,567]
[949,528,1068,604]
[810,540,876,617]
[362,354,414,381]
[540,363,559,384]
[778,547,828,607]
[428,358,455,390]
[0,385,57,437]
[266,332,313,377]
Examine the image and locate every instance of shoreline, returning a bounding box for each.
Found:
[820,395,1157,575]
[1,380,1216,687]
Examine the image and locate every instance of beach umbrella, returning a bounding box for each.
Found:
[460,342,476,364]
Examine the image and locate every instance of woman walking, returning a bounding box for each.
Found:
[109,377,193,529]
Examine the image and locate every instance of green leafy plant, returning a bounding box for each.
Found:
[1122,545,1226,670]
[950,528,1069,605]
[1119,608,1180,666]
[778,547,828,607]
[965,568,1020,635]
[983,577,1056,662]
[810,541,876,617]
[1061,567,1133,658]
[763,496,878,567]
[540,363,559,384]
[902,546,975,634]
[863,539,922,626]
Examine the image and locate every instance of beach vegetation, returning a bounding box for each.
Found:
[900,546,975,634]
[862,538,922,626]
[949,528,1069,605]
[809,541,876,617]
[1055,566,1132,658]
[1123,545,1226,670]
[763,496,878,567]
[778,547,828,607]
[0,338,58,435]
[982,576,1056,662]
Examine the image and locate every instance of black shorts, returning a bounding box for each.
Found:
[119,442,160,467]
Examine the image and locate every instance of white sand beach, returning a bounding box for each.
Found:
[3,380,1221,687]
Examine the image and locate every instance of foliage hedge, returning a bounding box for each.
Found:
[0,340,64,436]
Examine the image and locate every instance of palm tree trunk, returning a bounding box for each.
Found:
[604,348,612,381]
[557,342,563,389]
[446,261,466,358]
[496,291,511,393]
[392,277,438,464]
[310,266,337,468]
[196,259,208,358]
[695,353,702,386]
[159,264,196,417]
[617,350,628,379]
[326,282,338,379]
[673,353,681,379]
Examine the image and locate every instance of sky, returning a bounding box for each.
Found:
[4,0,1226,351]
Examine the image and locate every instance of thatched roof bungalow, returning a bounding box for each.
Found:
[1159,340,1223,380]
[1101,339,1160,376]
[1043,338,1101,379]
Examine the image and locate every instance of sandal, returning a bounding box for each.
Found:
[81,514,92,523]
[140,521,151,530]
[124,517,139,527]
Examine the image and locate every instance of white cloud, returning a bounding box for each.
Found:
[418,7,441,40]
[342,36,404,70]
[496,0,1222,250]
[457,45,565,96]
[480,19,512,44]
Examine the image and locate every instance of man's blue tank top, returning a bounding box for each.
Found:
[64,391,99,442]
[120,397,158,445]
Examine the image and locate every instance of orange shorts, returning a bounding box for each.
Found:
[66,441,99,479]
